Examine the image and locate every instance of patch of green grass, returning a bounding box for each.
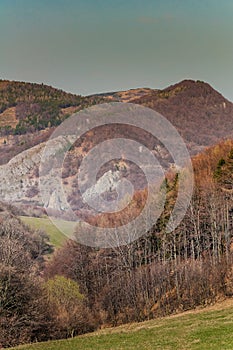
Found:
[20,216,75,248]
[10,300,233,350]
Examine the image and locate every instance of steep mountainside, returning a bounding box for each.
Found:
[0,79,105,134]
[130,80,233,153]
[0,79,233,209]
[1,79,232,166]
[0,80,107,164]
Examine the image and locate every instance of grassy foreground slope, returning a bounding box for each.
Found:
[11,299,233,350]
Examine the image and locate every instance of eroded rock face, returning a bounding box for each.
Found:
[0,143,43,202]
[0,129,171,213]
[83,170,121,200]
[0,135,75,207]
[0,135,131,212]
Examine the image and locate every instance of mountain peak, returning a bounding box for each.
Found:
[163,79,221,97]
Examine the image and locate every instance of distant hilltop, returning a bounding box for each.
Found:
[0,78,233,158]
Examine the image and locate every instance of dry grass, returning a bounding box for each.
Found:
[0,107,18,128]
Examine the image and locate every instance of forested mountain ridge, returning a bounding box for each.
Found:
[0,79,233,166]
[130,79,233,153]
[1,79,232,149]
[0,79,107,164]
[0,78,233,210]
[0,79,106,134]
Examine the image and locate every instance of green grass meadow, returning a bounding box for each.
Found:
[20,216,74,248]
[10,300,233,350]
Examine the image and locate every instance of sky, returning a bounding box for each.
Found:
[0,0,233,100]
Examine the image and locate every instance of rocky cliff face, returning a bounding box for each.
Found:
[0,135,74,207]
[0,133,129,212]
[0,142,43,203]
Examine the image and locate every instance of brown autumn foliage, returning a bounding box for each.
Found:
[132,80,233,152]
[1,79,233,347]
[0,204,96,348]
[0,140,232,347]
[46,140,233,327]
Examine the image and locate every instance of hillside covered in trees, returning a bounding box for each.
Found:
[1,139,233,348]
[0,79,105,135]
[131,80,233,153]
[0,79,233,348]
[0,80,106,164]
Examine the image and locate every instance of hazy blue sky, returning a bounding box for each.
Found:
[1,0,233,100]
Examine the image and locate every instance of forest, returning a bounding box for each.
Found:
[0,139,233,348]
